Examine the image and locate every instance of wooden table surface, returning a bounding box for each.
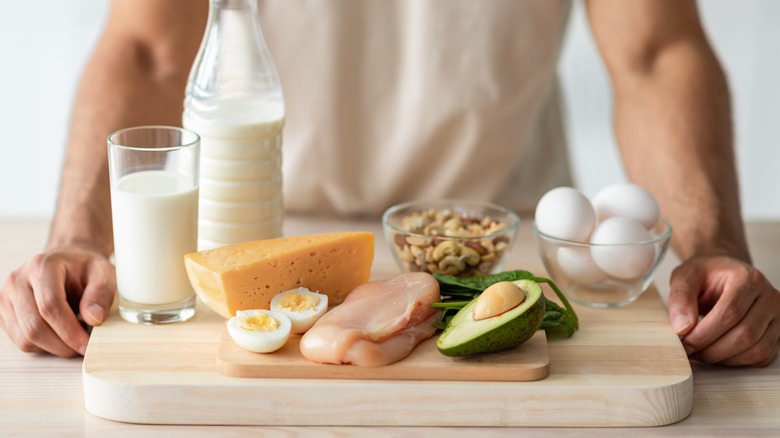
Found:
[1,215,779,436]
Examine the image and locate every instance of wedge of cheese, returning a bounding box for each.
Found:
[184,232,374,318]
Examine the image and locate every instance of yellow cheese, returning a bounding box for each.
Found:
[184,232,374,318]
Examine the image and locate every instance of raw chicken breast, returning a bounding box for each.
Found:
[299,272,441,367]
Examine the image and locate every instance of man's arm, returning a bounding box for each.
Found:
[50,0,207,255]
[587,0,779,366]
[0,0,207,357]
[586,0,745,261]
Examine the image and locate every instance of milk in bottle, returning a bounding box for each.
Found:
[184,0,285,250]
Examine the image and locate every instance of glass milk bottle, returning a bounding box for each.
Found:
[184,0,285,250]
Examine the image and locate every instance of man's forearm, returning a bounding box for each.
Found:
[610,40,749,263]
[586,0,750,263]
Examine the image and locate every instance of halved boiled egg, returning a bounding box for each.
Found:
[270,287,328,334]
[227,309,291,353]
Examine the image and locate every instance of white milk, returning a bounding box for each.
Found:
[111,170,199,305]
[183,112,285,250]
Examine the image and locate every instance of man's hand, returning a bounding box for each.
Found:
[0,246,115,357]
[669,255,780,367]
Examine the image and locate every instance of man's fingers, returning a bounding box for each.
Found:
[2,319,44,354]
[682,265,758,355]
[79,259,116,327]
[668,263,703,336]
[694,298,769,364]
[0,282,44,354]
[26,253,89,356]
[12,276,78,358]
[717,319,780,367]
[5,268,71,355]
[713,281,780,367]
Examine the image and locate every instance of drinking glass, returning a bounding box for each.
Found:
[108,126,200,324]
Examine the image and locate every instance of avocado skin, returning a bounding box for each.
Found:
[436,280,546,357]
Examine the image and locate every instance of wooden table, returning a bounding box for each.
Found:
[1,216,779,436]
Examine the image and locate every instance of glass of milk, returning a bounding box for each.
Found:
[108,126,200,324]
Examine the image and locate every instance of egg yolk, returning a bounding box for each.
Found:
[278,291,320,312]
[240,313,280,332]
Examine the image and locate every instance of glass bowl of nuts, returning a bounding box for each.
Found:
[382,199,521,277]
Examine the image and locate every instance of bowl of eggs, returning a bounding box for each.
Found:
[533,184,672,308]
[382,199,521,277]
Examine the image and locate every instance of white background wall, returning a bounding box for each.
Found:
[1,0,778,219]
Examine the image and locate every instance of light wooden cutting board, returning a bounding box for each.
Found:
[82,282,692,427]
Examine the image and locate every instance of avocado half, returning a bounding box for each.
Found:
[436,279,545,357]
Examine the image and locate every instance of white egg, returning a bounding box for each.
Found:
[556,246,608,284]
[593,183,659,230]
[590,217,656,280]
[270,288,329,334]
[535,187,595,242]
[227,309,291,353]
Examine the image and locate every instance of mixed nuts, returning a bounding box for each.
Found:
[391,208,511,277]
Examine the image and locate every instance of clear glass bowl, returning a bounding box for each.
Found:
[533,219,672,308]
[382,199,520,277]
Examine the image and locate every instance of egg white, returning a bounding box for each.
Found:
[227,309,291,353]
[270,288,329,334]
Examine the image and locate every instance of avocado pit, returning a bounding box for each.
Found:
[473,281,526,321]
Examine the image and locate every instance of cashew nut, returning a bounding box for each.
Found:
[438,254,465,275]
[398,246,415,263]
[478,260,493,273]
[458,246,481,266]
[410,245,426,266]
[406,235,430,247]
[432,240,459,262]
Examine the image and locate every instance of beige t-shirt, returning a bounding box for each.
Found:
[259,0,573,216]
